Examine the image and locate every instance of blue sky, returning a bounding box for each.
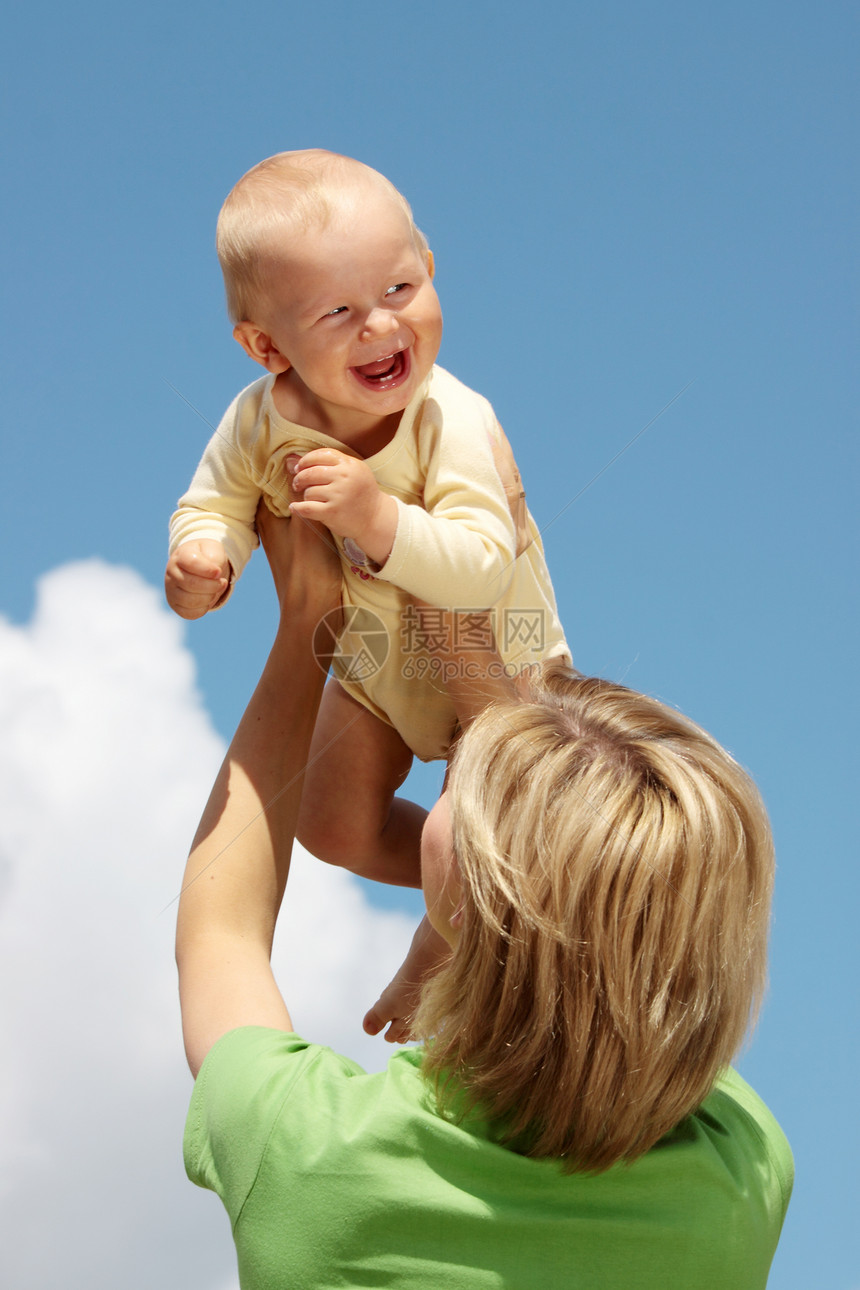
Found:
[2,1,857,1286]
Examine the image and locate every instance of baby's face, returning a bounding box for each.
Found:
[257,187,443,437]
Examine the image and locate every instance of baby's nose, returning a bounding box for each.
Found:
[362,307,399,337]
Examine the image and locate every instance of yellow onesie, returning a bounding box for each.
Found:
[170,365,569,759]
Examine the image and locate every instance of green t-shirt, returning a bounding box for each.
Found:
[184,1028,792,1290]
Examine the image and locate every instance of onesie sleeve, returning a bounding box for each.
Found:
[168,383,268,580]
[376,377,517,609]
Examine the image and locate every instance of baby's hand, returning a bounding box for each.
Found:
[165,540,231,619]
[362,916,451,1044]
[288,449,397,566]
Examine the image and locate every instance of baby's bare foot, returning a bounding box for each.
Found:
[363,916,451,1043]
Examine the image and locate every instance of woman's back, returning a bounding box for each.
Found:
[186,1029,793,1290]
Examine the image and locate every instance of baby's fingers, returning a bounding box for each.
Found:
[165,568,229,619]
[289,448,350,489]
[175,542,228,579]
[292,447,345,472]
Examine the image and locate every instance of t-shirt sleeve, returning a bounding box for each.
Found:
[376,381,517,609]
[183,1028,362,1226]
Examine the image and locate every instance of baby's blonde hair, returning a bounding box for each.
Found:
[215,150,425,323]
[416,661,774,1174]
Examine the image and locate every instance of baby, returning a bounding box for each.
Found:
[166,150,569,1028]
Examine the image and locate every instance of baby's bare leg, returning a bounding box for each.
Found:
[297,678,426,887]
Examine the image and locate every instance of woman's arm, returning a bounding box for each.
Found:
[175,507,341,1077]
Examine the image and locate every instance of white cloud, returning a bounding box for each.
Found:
[0,562,416,1290]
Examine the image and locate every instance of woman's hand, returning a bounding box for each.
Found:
[256,499,343,628]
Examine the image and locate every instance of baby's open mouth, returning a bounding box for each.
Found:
[351,349,410,389]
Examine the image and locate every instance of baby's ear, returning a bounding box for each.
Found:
[232,322,291,374]
[426,249,435,280]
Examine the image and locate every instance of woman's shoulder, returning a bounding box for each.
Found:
[703,1068,794,1197]
[187,1027,424,1129]
[183,1029,406,1212]
[190,1027,370,1101]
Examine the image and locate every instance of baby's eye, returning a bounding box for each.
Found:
[385,283,409,297]
[325,305,348,317]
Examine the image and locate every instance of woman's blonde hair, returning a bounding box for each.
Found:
[215,150,426,323]
[415,661,774,1174]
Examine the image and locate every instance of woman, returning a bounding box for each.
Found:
[177,507,792,1288]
